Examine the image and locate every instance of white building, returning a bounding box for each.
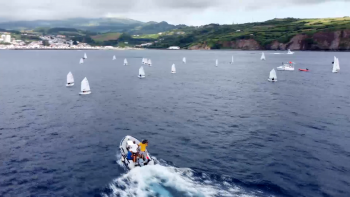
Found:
[168,46,180,50]
[4,35,11,43]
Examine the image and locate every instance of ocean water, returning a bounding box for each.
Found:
[0,50,350,197]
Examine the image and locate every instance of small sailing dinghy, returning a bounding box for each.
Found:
[113,55,116,60]
[120,135,155,170]
[215,59,219,67]
[268,69,277,82]
[230,56,234,64]
[139,66,146,78]
[79,77,91,95]
[332,56,340,73]
[66,72,74,87]
[79,58,84,64]
[261,52,266,60]
[148,59,152,66]
[83,53,87,59]
[171,64,176,73]
[287,49,294,55]
[142,58,146,64]
[183,57,186,64]
[124,58,128,66]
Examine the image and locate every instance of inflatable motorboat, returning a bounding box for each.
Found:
[299,69,309,72]
[119,135,155,170]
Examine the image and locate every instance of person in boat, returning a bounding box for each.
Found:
[139,74,142,78]
[138,139,148,161]
[129,141,138,163]
[68,83,71,85]
[127,149,133,160]
[272,78,275,81]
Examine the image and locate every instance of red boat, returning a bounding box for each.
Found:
[299,69,309,72]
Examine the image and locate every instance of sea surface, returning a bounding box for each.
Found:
[0,50,350,197]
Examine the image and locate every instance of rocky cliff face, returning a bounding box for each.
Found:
[189,30,350,50]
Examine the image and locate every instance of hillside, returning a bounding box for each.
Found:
[0,17,181,34]
[149,17,350,50]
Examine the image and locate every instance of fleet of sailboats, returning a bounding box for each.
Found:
[66,72,74,87]
[171,64,176,73]
[79,77,91,95]
[67,53,342,93]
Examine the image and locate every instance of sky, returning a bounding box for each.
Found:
[0,0,349,25]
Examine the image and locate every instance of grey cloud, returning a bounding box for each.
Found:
[0,0,349,23]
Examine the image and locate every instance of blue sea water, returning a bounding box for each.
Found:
[0,50,350,197]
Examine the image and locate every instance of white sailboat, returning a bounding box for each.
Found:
[124,58,128,66]
[113,55,116,60]
[230,56,234,64]
[268,69,277,82]
[148,59,152,66]
[139,66,146,78]
[287,49,294,55]
[183,57,186,64]
[261,52,266,60]
[142,58,146,64]
[79,77,91,95]
[79,58,84,64]
[84,53,87,59]
[215,59,218,67]
[332,56,340,73]
[66,72,74,87]
[171,64,176,73]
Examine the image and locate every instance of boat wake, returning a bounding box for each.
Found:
[101,155,265,197]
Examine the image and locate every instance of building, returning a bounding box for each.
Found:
[4,35,11,43]
[168,46,180,50]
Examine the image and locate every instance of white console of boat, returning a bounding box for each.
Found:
[277,62,295,71]
[120,135,155,170]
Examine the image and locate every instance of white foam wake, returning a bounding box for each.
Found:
[103,155,259,197]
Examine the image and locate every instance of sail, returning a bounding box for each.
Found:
[171,64,176,73]
[67,72,74,83]
[139,66,145,77]
[261,53,266,60]
[113,55,116,60]
[81,77,90,92]
[231,56,234,63]
[183,57,186,63]
[216,59,218,67]
[336,57,340,71]
[269,69,277,80]
[84,53,87,59]
[142,58,145,64]
[124,58,128,65]
[332,56,340,73]
[79,58,84,64]
[148,59,152,66]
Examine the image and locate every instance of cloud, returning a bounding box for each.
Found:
[0,0,349,25]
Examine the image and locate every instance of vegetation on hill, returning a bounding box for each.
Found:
[148,17,350,49]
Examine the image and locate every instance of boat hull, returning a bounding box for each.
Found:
[66,83,74,87]
[79,91,91,95]
[120,135,155,170]
[171,72,176,74]
[268,79,277,82]
[299,69,309,72]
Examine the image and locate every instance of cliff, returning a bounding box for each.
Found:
[188,30,350,50]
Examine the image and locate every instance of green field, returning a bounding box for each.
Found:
[132,34,160,39]
[91,32,122,42]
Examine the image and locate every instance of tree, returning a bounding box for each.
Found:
[42,40,50,46]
